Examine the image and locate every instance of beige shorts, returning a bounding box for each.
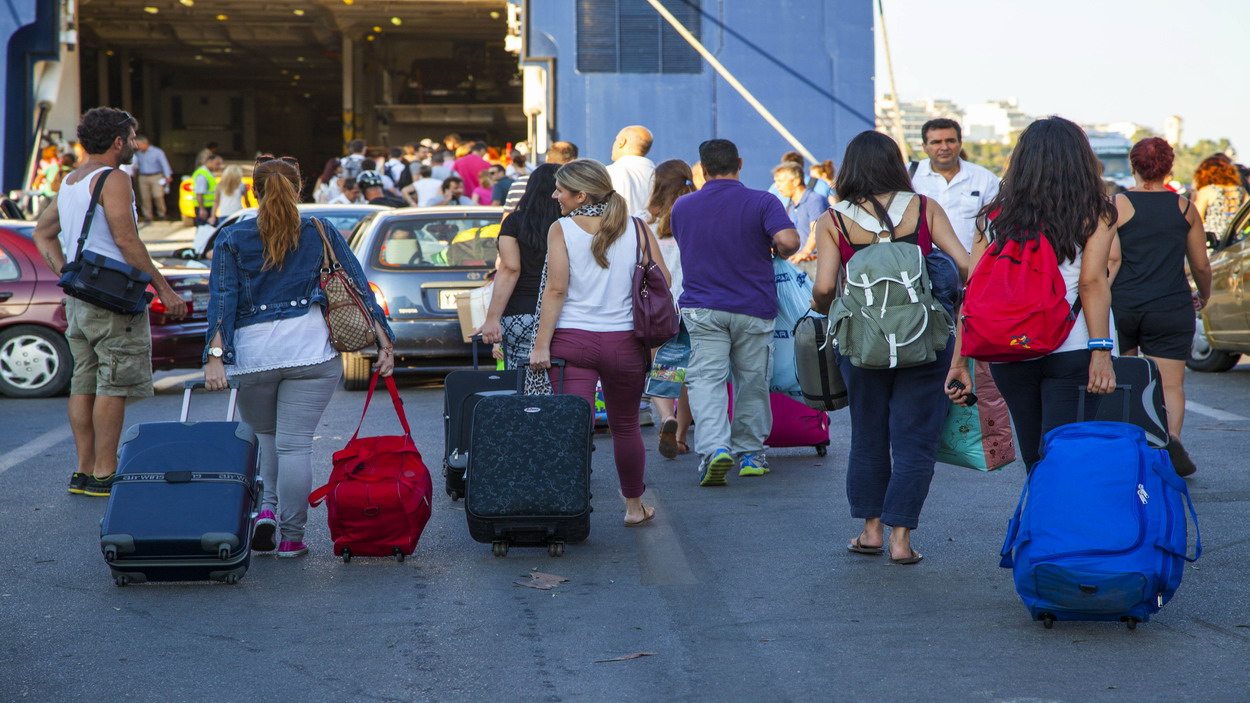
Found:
[64,297,154,397]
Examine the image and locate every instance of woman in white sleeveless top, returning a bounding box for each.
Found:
[530,160,671,527]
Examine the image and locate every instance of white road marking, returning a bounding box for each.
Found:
[0,425,73,476]
[1185,401,1249,422]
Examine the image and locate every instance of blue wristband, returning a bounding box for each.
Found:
[1087,338,1114,350]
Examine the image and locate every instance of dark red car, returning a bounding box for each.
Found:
[0,225,210,398]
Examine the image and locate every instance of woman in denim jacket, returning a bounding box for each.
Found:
[204,156,394,558]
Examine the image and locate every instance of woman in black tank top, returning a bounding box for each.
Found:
[1110,138,1212,475]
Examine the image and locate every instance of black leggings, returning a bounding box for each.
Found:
[990,350,1102,469]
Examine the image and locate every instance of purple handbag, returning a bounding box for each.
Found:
[632,217,681,347]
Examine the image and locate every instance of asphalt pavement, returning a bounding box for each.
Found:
[1,355,1248,703]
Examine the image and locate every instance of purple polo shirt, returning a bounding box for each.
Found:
[671,178,794,319]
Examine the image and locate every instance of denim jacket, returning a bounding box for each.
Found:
[205,216,394,364]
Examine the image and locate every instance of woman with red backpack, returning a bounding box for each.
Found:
[946,116,1118,469]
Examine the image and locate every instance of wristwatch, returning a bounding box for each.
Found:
[207,346,224,358]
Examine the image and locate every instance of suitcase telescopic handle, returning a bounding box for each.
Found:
[181,379,240,423]
[515,358,565,394]
[1076,384,1131,423]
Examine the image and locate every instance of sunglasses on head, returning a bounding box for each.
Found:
[255,154,300,168]
[113,110,135,127]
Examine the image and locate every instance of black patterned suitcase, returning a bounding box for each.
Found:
[464,366,593,557]
[1093,356,1170,448]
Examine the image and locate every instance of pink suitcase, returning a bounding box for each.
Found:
[727,388,831,456]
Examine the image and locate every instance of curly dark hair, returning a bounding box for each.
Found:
[978,116,1116,263]
[77,107,137,155]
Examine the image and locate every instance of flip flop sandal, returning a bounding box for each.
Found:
[847,537,884,555]
[624,505,656,527]
[658,418,679,459]
[888,549,924,565]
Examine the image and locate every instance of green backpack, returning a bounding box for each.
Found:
[828,196,952,369]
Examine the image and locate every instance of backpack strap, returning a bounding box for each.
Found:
[908,161,919,179]
[72,167,113,263]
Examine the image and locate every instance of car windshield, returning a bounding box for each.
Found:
[374,217,500,268]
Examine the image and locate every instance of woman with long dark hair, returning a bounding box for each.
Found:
[530,159,670,527]
[636,159,695,457]
[810,131,968,565]
[947,116,1118,469]
[204,156,393,558]
[313,157,342,204]
[479,163,561,369]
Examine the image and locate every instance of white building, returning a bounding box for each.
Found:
[963,99,1033,144]
[876,95,963,151]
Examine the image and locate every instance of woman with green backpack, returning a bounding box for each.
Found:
[810,131,969,565]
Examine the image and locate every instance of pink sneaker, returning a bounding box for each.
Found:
[277,541,309,558]
[252,510,278,553]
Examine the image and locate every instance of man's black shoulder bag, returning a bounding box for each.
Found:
[57,167,154,314]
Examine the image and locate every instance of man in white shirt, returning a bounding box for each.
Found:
[403,165,443,206]
[908,119,1000,253]
[606,125,656,214]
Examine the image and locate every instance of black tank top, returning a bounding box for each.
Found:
[1111,192,1192,311]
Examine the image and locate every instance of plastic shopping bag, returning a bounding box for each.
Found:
[645,323,690,399]
[771,258,813,399]
[937,359,1017,471]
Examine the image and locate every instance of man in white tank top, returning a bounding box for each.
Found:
[33,107,188,498]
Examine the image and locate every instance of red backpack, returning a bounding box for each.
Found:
[310,372,432,562]
[960,235,1080,361]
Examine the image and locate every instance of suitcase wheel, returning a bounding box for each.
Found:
[114,575,129,587]
[342,547,352,563]
[491,541,509,558]
[547,542,565,558]
[448,491,462,502]
[224,574,240,585]
[1122,616,1139,631]
[1039,613,1055,629]
[815,443,829,457]
[394,548,405,563]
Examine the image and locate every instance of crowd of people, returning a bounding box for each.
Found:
[479,118,1234,562]
[29,104,1246,561]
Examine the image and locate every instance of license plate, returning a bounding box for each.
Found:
[192,292,209,311]
[437,290,461,310]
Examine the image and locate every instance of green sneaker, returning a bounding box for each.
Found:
[699,449,734,487]
[67,472,89,494]
[83,473,118,497]
[738,453,770,477]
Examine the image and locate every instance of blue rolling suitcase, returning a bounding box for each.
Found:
[100,380,261,586]
[999,391,1201,629]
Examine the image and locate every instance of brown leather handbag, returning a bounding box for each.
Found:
[312,218,377,352]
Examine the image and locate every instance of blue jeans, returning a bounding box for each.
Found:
[838,340,953,530]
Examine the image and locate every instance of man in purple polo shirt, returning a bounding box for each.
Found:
[671,139,800,486]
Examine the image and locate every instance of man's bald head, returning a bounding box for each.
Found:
[612,125,653,161]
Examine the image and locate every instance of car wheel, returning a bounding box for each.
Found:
[342,351,372,390]
[0,325,73,398]
[1188,322,1240,372]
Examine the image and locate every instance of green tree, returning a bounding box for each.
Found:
[1172,138,1235,184]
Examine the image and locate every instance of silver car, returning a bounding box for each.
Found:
[343,206,502,389]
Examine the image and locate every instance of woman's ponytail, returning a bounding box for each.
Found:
[556,159,630,269]
[255,163,302,270]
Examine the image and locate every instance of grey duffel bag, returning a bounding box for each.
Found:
[793,313,848,412]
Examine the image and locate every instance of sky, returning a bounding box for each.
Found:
[874,0,1248,155]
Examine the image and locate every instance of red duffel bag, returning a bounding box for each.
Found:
[310,371,432,562]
